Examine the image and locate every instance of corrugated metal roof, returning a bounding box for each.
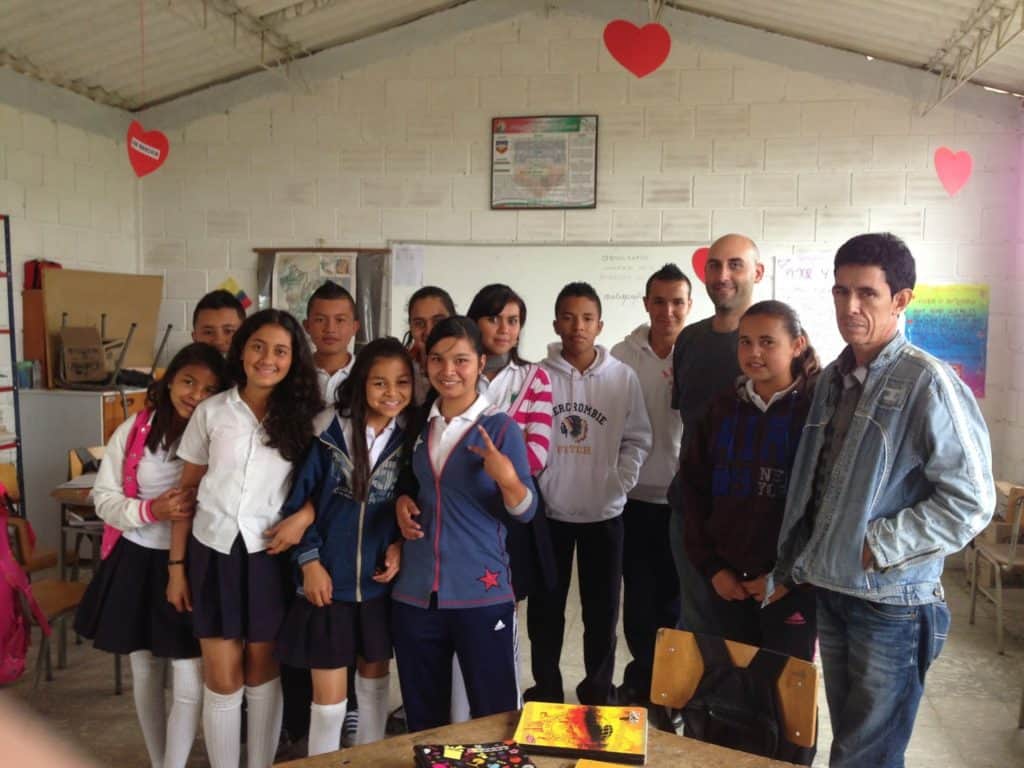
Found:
[1,0,1023,110]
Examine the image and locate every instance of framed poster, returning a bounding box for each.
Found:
[270,251,357,322]
[491,115,598,209]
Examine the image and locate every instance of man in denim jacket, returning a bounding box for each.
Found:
[769,233,994,768]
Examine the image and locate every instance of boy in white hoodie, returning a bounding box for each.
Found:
[526,282,652,706]
[610,264,692,705]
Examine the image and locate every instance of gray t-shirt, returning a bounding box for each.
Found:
[671,317,740,457]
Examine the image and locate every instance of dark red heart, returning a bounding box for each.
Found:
[692,247,709,284]
[126,120,169,178]
[603,20,672,78]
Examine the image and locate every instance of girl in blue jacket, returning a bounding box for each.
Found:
[275,337,413,755]
[392,316,537,733]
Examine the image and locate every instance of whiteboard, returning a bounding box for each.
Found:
[388,242,718,363]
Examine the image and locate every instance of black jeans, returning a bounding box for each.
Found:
[620,500,680,698]
[527,516,624,705]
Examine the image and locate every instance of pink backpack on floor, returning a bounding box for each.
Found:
[0,490,49,685]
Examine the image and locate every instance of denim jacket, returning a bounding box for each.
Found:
[771,333,994,605]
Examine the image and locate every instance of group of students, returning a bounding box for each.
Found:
[71,248,898,768]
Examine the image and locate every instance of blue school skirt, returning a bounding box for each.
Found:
[276,594,392,670]
[188,534,286,643]
[74,537,200,659]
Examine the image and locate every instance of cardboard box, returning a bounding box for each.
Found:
[60,326,106,384]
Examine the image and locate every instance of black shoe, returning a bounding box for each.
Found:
[615,682,647,706]
[386,705,407,735]
[522,685,564,704]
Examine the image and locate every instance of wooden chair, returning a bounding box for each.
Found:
[650,627,817,751]
[64,446,104,581]
[969,484,1024,654]
[6,517,86,688]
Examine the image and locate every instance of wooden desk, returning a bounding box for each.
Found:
[276,711,796,767]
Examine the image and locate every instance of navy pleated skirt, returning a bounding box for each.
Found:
[74,537,200,659]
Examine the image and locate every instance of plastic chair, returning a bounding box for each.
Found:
[969,484,1024,654]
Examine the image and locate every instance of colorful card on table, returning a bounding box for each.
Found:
[512,702,648,765]
[412,739,537,768]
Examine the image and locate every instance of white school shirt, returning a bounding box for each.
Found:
[122,447,181,550]
[317,356,354,406]
[426,394,533,515]
[339,415,397,467]
[178,387,295,555]
[427,394,492,473]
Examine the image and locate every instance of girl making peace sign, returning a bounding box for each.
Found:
[390,316,537,733]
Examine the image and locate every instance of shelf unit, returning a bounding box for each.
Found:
[0,214,26,514]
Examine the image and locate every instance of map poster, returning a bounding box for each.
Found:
[905,283,989,398]
[491,115,597,209]
[271,252,357,322]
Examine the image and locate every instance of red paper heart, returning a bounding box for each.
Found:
[126,120,169,178]
[603,20,672,78]
[692,247,709,284]
[933,147,972,196]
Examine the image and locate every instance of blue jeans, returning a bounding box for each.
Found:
[817,590,951,768]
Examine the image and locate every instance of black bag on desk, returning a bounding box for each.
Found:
[674,633,814,765]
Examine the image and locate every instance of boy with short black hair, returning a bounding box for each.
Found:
[304,281,361,405]
[192,290,246,356]
[527,282,651,706]
[611,263,691,704]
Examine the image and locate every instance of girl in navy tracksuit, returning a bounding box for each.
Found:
[681,300,820,664]
[391,316,537,733]
[275,338,414,756]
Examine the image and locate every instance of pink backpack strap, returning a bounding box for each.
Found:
[101,410,153,560]
[0,502,48,636]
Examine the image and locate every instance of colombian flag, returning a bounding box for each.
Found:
[217,277,252,309]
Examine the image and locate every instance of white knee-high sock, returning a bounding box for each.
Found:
[203,686,243,768]
[354,674,389,745]
[129,650,167,768]
[307,699,346,756]
[450,656,471,723]
[245,678,283,768]
[163,658,202,768]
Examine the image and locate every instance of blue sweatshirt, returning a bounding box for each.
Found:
[286,413,405,603]
[391,407,537,610]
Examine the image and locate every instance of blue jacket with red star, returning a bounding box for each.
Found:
[391,407,537,610]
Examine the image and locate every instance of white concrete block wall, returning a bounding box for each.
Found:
[0,103,138,387]
[127,8,1021,481]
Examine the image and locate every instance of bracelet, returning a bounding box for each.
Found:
[167,559,185,567]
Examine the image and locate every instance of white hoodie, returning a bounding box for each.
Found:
[539,343,652,523]
[610,324,683,505]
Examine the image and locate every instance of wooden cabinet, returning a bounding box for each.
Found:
[21,388,147,549]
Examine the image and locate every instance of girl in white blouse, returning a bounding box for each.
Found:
[167,309,322,768]
[75,343,227,768]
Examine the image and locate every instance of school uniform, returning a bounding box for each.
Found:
[74,409,205,768]
[610,325,683,701]
[177,386,292,643]
[276,411,405,670]
[390,395,537,732]
[316,356,353,408]
[529,344,651,706]
[75,411,199,658]
[478,358,556,598]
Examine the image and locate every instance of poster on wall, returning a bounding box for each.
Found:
[773,252,847,366]
[491,115,598,209]
[905,283,989,398]
[271,252,357,322]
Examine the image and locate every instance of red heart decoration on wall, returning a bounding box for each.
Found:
[692,247,709,283]
[126,120,170,178]
[603,20,672,78]
[933,147,972,196]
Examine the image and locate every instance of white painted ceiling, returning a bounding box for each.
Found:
[1,0,1022,111]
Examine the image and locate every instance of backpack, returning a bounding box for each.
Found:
[0,494,49,685]
[674,633,814,766]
